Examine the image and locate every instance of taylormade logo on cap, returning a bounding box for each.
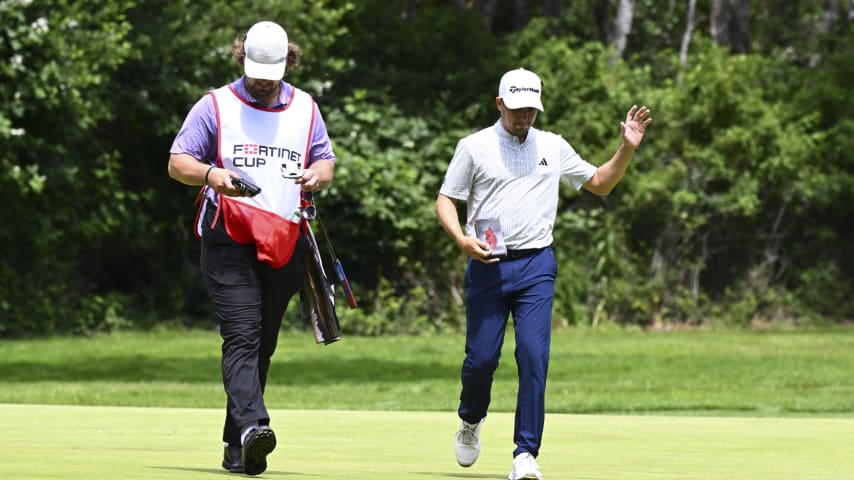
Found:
[509,86,539,94]
[244,21,288,81]
[498,68,544,112]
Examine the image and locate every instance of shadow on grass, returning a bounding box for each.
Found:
[149,466,317,476]
[149,466,498,478]
[413,473,505,479]
[1,356,457,385]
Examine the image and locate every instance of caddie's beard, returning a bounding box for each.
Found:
[245,78,281,100]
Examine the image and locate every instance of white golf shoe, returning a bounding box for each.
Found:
[454,419,483,467]
[508,452,542,480]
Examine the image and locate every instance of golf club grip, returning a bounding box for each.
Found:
[335,260,358,308]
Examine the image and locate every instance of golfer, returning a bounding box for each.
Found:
[167,20,335,475]
[435,67,651,479]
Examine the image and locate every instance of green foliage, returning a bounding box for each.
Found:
[1,2,851,336]
[328,0,501,115]
[500,25,853,328]
[72,0,354,326]
[316,89,471,331]
[626,39,850,326]
[0,0,135,335]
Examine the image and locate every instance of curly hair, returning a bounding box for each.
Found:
[231,34,302,75]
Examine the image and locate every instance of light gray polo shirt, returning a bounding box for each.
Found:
[439,120,597,250]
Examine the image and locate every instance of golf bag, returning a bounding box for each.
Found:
[299,221,341,345]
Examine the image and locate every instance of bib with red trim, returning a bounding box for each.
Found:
[199,83,316,267]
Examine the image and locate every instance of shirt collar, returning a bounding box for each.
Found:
[494,119,535,145]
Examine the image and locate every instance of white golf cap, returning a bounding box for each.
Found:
[243,21,288,81]
[498,68,544,111]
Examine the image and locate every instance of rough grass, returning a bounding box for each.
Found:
[0,327,852,416]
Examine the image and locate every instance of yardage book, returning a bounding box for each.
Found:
[475,217,507,257]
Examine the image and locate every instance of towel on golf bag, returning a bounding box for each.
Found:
[299,222,341,345]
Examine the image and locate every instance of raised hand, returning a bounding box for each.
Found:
[621,105,652,149]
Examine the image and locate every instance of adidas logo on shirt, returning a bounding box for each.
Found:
[538,158,548,166]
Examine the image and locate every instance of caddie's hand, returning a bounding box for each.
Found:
[621,105,652,149]
[296,168,326,193]
[206,168,246,197]
[459,237,500,264]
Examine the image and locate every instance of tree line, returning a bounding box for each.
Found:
[1,0,852,336]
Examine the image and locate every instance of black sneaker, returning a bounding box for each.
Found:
[242,426,276,476]
[222,443,244,473]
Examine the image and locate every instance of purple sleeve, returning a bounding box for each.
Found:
[169,93,218,165]
[308,103,336,166]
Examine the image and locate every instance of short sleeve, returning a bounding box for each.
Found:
[439,138,475,201]
[307,103,336,165]
[558,136,597,190]
[169,93,218,165]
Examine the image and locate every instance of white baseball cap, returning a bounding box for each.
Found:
[498,68,544,111]
[243,21,288,81]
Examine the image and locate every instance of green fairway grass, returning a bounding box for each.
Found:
[1,328,853,416]
[2,403,852,479]
[2,329,853,479]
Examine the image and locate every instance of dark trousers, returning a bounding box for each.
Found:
[200,205,306,446]
[459,247,556,459]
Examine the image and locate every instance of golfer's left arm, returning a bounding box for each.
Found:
[583,105,652,196]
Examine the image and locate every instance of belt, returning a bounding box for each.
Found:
[504,248,545,259]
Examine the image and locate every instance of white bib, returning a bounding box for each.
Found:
[214,84,314,221]
[201,84,316,267]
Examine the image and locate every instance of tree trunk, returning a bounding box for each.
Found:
[514,0,531,30]
[594,0,613,45]
[473,0,500,31]
[612,0,636,61]
[680,0,698,66]
[710,0,728,45]
[692,231,710,307]
[820,0,840,32]
[811,0,839,66]
[711,0,750,53]
[542,0,563,17]
[402,0,417,21]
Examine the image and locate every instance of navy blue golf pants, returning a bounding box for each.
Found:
[458,247,556,459]
[200,204,306,446]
